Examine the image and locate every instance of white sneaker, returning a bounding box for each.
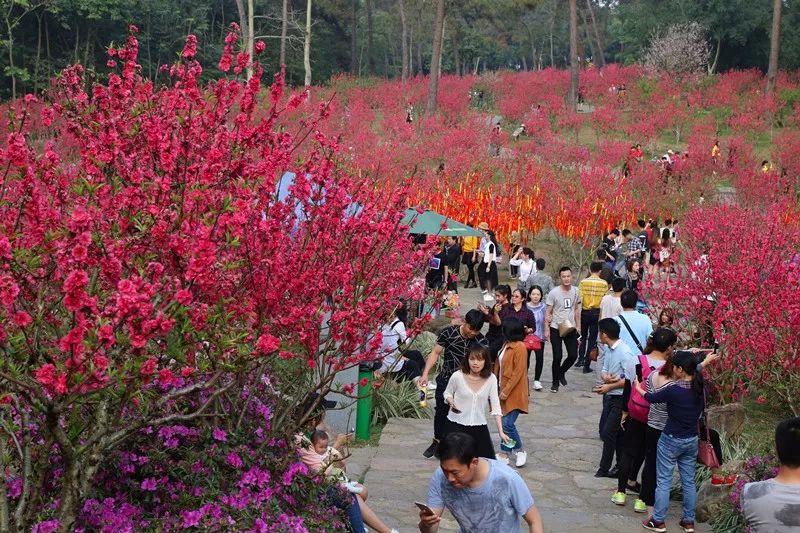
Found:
[515,451,527,467]
[481,290,488,294]
[495,454,509,465]
[533,380,543,391]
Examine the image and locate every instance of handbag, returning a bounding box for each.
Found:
[557,320,576,338]
[697,388,721,468]
[523,334,541,351]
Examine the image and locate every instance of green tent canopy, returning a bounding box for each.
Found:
[401,208,483,237]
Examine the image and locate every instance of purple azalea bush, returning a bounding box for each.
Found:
[5,374,348,532]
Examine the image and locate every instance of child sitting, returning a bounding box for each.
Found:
[299,430,364,495]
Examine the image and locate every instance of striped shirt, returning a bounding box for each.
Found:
[579,275,608,310]
[645,374,673,431]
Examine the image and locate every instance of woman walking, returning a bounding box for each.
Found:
[526,286,547,391]
[494,317,530,467]
[477,222,499,294]
[442,345,509,459]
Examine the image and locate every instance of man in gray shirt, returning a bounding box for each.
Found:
[527,258,554,296]
[420,432,544,533]
[743,417,800,532]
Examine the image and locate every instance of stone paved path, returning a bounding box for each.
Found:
[349,283,710,532]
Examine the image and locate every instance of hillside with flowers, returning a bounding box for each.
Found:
[1,20,799,532]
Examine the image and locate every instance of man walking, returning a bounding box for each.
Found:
[544,267,581,393]
[419,432,545,533]
[593,318,636,478]
[576,262,608,372]
[419,310,489,458]
[615,290,652,355]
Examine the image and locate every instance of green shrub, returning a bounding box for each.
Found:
[371,377,431,425]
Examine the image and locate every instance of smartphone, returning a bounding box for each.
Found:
[414,501,434,515]
[450,406,462,414]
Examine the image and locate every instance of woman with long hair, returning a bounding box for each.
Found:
[636,351,710,533]
[526,285,547,391]
[477,224,499,294]
[625,259,642,292]
[654,228,673,281]
[494,317,530,467]
[442,345,509,459]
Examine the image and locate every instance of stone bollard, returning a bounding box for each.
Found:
[695,479,735,523]
[706,403,746,439]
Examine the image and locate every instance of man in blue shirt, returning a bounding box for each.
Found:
[419,432,544,533]
[593,318,636,478]
[615,290,652,355]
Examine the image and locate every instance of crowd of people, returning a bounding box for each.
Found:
[291,219,799,532]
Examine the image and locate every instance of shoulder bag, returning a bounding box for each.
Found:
[697,387,721,468]
[618,314,644,353]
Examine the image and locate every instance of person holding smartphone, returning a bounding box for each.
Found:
[418,432,544,533]
[442,345,508,458]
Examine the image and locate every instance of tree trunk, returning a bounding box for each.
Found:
[366,0,374,75]
[399,0,408,81]
[5,15,15,99]
[304,0,312,86]
[280,0,288,66]
[584,0,605,67]
[426,0,446,114]
[766,0,782,94]
[568,0,579,110]
[451,28,460,76]
[33,12,42,93]
[548,12,555,67]
[350,0,357,73]
[578,8,596,65]
[408,25,413,76]
[234,0,254,79]
[709,36,721,75]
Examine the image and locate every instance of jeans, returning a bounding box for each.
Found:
[550,328,578,386]
[654,433,699,523]
[500,409,523,453]
[580,309,600,370]
[599,394,624,471]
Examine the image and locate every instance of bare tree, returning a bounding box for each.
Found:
[304,0,312,86]
[280,0,288,66]
[233,0,255,79]
[766,0,782,94]
[568,0,579,110]
[642,22,711,76]
[584,0,604,67]
[426,0,446,114]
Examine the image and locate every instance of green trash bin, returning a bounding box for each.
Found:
[355,367,374,441]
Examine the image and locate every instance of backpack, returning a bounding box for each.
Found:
[628,354,654,423]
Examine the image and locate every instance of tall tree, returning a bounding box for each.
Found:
[426,0,445,113]
[399,0,409,80]
[567,0,578,110]
[280,0,288,66]
[766,0,782,93]
[233,0,254,79]
[584,0,604,66]
[304,0,312,86]
[350,0,357,73]
[366,0,374,74]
